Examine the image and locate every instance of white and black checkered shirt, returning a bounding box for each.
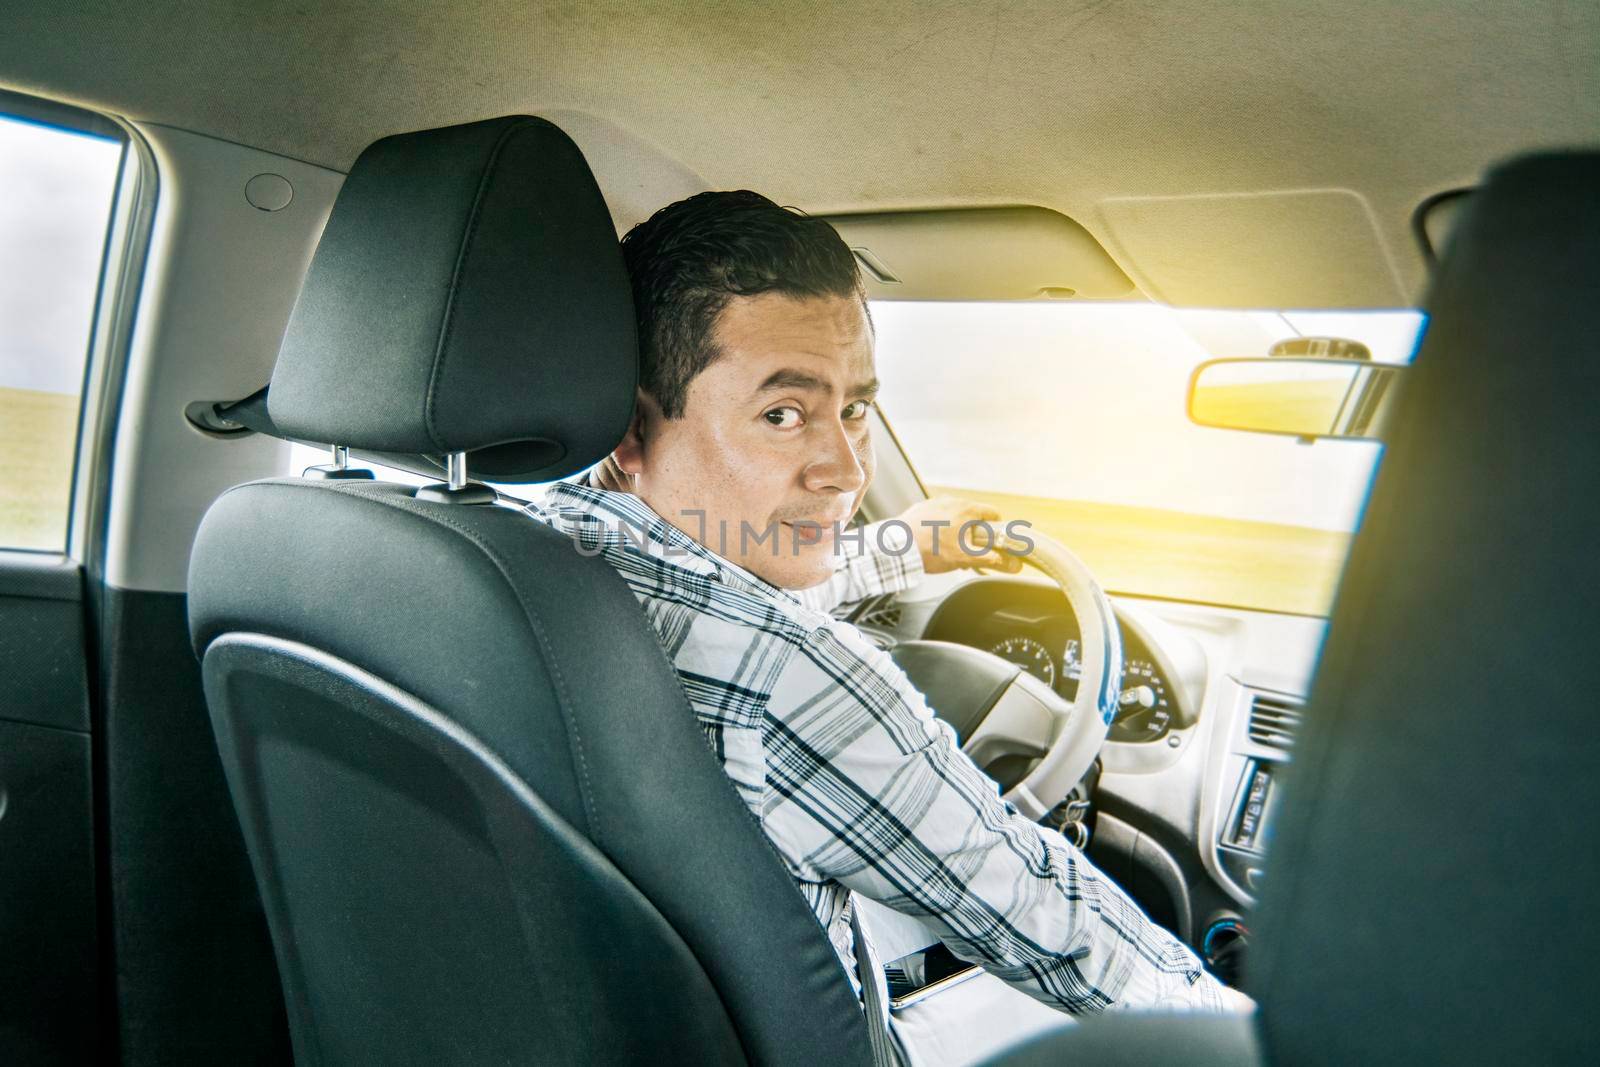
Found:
[525,481,1226,1015]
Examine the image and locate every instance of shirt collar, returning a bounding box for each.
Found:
[541,481,804,605]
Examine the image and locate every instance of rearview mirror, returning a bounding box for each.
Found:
[1187,357,1406,441]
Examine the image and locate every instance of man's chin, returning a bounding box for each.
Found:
[744,543,836,593]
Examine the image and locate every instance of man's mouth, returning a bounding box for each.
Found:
[780,516,848,546]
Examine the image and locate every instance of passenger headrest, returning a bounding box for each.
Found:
[268,116,637,482]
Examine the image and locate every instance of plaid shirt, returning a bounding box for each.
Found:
[524,481,1225,1015]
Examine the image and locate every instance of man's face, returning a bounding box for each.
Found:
[616,291,877,589]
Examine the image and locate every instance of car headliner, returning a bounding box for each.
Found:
[3,0,1597,307]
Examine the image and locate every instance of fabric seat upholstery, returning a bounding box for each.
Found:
[188,116,874,1066]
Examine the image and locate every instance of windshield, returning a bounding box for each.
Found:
[873,302,1424,616]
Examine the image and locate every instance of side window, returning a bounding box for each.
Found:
[0,109,124,551]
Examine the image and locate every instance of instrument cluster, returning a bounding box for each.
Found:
[923,580,1185,745]
[986,633,1176,743]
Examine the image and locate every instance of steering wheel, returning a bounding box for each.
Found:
[889,531,1123,822]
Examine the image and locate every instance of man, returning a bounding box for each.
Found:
[523,190,1237,1019]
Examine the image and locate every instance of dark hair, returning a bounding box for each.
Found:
[620,190,865,418]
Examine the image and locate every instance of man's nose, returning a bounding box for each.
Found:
[802,417,866,495]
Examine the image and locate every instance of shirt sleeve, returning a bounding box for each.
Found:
[754,622,1228,1016]
[791,520,925,615]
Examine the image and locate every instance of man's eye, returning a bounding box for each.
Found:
[764,406,803,428]
[842,400,871,420]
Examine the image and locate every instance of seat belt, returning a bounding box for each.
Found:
[851,896,904,1067]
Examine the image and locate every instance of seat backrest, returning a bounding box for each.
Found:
[1249,153,1600,1062]
[979,150,1600,1067]
[188,117,872,1067]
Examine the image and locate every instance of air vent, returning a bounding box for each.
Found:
[857,597,903,630]
[1247,692,1304,751]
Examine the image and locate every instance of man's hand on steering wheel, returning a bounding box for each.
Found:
[896,496,1026,574]
[884,499,1122,822]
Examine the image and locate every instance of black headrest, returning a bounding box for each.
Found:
[1250,151,1600,1062]
[268,116,637,482]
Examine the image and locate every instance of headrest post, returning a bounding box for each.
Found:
[302,442,374,481]
[415,451,494,506]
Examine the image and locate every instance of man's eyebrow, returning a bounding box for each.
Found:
[754,368,828,394]
[753,369,880,399]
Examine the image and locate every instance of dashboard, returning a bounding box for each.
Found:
[847,568,1327,973]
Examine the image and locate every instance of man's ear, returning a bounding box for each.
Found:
[610,389,653,476]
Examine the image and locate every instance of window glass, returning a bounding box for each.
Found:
[874,302,1425,615]
[0,113,124,551]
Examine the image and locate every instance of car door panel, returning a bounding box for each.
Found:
[0,553,97,1063]
[95,585,291,1065]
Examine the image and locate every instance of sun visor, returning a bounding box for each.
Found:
[822,206,1135,301]
[1098,190,1409,309]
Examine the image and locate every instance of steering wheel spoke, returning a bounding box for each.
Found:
[886,532,1123,823]
[961,673,1055,774]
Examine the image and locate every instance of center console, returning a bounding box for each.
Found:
[1205,682,1302,902]
[1218,757,1279,893]
[1201,680,1304,980]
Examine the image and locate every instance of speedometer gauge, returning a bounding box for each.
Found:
[1113,658,1172,741]
[1061,640,1175,742]
[989,637,1057,687]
